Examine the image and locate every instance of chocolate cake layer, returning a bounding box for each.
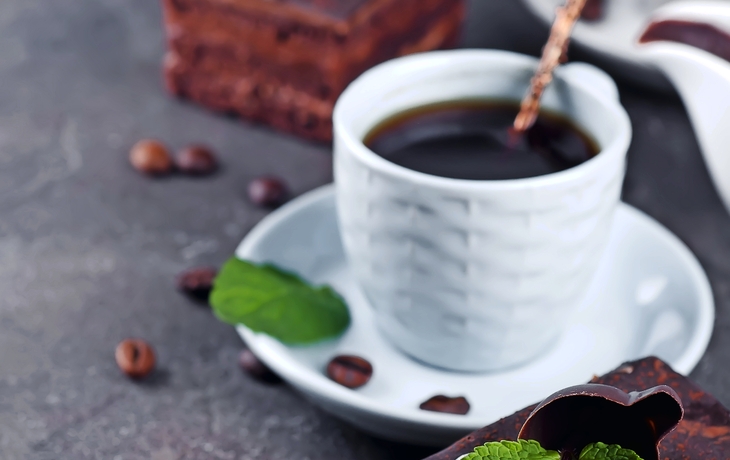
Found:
[425,357,730,460]
[165,56,335,139]
[258,0,373,22]
[165,0,461,98]
[169,0,376,27]
[161,0,464,141]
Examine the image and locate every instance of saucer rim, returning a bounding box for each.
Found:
[234,184,714,432]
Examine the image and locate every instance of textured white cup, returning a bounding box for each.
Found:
[333,50,632,372]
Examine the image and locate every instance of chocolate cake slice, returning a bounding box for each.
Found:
[426,357,730,460]
[161,0,465,141]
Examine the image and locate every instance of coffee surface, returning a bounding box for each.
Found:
[364,101,599,181]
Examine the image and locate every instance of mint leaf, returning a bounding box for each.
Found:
[579,442,643,460]
[460,440,560,460]
[210,258,350,345]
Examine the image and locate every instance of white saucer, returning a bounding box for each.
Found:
[234,184,714,446]
[521,0,705,89]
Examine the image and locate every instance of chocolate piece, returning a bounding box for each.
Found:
[420,395,470,415]
[639,20,730,63]
[424,357,730,460]
[581,0,603,22]
[160,0,465,141]
[518,384,683,460]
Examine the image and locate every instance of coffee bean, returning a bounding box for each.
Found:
[247,176,289,208]
[129,139,173,175]
[176,145,218,176]
[326,355,373,389]
[238,349,282,383]
[176,266,217,302]
[115,339,156,379]
[419,395,470,415]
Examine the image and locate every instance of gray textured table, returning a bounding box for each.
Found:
[1,0,728,459]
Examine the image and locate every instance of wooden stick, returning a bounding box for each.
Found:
[513,0,587,133]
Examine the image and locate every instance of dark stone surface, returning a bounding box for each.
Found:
[0,0,728,459]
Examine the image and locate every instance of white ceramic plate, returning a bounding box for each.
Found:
[521,0,705,88]
[234,185,714,446]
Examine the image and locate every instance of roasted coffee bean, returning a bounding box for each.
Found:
[176,266,217,302]
[238,349,282,383]
[129,139,173,175]
[326,355,373,389]
[247,176,289,208]
[419,395,470,415]
[115,339,156,379]
[176,145,218,175]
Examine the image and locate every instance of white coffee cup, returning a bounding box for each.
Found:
[333,50,632,372]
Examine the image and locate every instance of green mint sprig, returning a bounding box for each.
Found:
[459,440,559,460]
[579,442,643,460]
[210,258,350,345]
[458,441,643,460]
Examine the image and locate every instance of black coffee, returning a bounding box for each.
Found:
[364,100,599,181]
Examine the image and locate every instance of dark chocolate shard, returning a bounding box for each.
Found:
[420,395,471,415]
[518,384,683,460]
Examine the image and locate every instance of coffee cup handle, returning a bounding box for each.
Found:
[560,62,620,102]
